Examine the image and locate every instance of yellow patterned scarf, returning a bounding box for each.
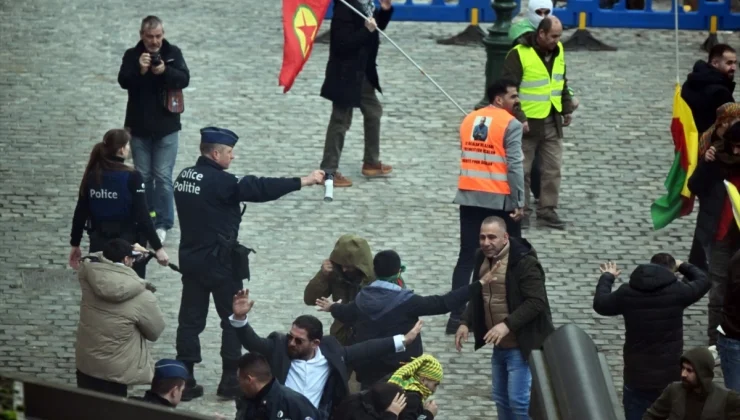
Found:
[387,354,443,401]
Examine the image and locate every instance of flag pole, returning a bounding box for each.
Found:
[337,0,468,116]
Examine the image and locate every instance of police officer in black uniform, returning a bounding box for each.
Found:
[173,126,324,401]
[130,359,189,408]
[69,128,169,277]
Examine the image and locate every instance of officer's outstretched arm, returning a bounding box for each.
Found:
[235,175,302,203]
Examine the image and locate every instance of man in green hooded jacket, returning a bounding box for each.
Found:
[304,234,375,346]
[643,346,740,420]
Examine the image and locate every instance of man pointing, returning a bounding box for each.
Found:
[173,126,324,401]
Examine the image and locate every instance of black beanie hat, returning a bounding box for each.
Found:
[374,250,402,278]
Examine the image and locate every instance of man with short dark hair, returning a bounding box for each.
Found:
[682,44,736,135]
[501,16,575,229]
[75,238,165,397]
[682,43,736,273]
[235,353,319,420]
[454,216,554,419]
[118,15,190,244]
[130,359,188,407]
[230,290,423,420]
[592,256,710,420]
[643,347,740,420]
[446,78,525,335]
[173,127,324,401]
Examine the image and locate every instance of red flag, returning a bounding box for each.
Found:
[279,0,332,93]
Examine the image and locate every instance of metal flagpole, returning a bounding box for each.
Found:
[337,0,469,116]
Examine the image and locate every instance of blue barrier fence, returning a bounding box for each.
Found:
[554,0,740,30]
[323,0,739,30]
[324,0,520,23]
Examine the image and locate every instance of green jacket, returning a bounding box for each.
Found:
[644,347,740,420]
[304,234,374,345]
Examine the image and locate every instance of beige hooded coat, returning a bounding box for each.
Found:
[75,253,165,385]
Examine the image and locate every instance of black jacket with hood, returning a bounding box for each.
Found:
[118,39,190,139]
[593,262,710,392]
[644,347,740,420]
[329,279,479,387]
[681,60,736,134]
[304,234,375,345]
[462,238,555,362]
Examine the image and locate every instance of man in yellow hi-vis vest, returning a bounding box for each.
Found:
[501,16,575,230]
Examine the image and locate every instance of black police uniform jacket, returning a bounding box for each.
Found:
[174,156,302,277]
[129,390,176,408]
[236,378,320,420]
[70,159,162,251]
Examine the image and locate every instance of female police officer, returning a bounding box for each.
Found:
[69,128,169,277]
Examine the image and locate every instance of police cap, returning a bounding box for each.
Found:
[153,359,189,381]
[200,126,239,147]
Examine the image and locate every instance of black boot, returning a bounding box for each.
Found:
[216,360,241,400]
[180,362,204,402]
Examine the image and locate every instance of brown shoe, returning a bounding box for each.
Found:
[332,172,353,187]
[361,162,393,177]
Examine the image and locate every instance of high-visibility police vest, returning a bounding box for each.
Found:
[514,42,565,119]
[458,106,513,194]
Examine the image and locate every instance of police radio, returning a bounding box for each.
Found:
[324,172,334,202]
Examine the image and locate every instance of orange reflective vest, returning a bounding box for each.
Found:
[458,106,513,194]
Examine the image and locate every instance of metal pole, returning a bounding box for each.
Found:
[337,0,468,116]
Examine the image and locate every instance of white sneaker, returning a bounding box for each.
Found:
[156,228,167,244]
[708,345,721,366]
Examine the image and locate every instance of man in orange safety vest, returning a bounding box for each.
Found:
[446,78,525,334]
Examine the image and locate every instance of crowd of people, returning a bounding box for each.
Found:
[63,0,740,419]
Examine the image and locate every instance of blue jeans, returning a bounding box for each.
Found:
[718,334,740,391]
[492,348,532,420]
[130,132,179,230]
[622,385,662,420]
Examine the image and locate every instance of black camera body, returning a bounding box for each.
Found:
[150,52,162,67]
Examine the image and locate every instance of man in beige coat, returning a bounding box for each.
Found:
[75,238,165,397]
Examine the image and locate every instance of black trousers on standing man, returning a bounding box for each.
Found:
[175,269,243,384]
[447,205,521,332]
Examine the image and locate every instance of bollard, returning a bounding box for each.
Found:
[437,7,487,46]
[474,0,517,110]
[702,15,719,52]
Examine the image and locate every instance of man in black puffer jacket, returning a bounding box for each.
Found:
[681,44,736,273]
[593,253,710,420]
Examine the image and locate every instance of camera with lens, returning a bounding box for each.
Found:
[150,52,162,67]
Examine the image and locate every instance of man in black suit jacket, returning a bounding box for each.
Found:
[230,289,422,420]
[318,0,394,188]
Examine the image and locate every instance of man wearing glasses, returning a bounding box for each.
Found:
[230,289,423,420]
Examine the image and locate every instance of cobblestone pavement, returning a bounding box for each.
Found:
[2,0,740,418]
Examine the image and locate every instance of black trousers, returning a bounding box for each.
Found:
[76,370,127,397]
[688,231,709,272]
[531,151,541,200]
[175,272,244,368]
[449,205,522,320]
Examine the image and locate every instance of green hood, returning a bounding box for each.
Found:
[680,347,716,394]
[508,19,535,43]
[329,234,374,285]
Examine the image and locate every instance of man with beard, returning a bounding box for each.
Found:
[303,234,375,346]
[230,289,423,420]
[501,16,575,230]
[454,216,554,419]
[681,44,736,273]
[643,347,740,419]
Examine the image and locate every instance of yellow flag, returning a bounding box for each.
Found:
[724,180,740,231]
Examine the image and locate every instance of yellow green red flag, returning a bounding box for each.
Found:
[650,83,699,230]
[724,180,740,231]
